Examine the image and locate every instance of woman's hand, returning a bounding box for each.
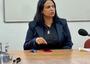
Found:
[36,37,47,45]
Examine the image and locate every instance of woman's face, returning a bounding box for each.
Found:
[42,0,55,18]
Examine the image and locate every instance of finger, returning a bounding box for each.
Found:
[41,38,47,44]
[36,38,42,44]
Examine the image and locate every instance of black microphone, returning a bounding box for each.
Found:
[78,29,90,36]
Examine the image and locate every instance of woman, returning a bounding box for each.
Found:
[24,0,73,50]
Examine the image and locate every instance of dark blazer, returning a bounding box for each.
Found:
[24,18,73,50]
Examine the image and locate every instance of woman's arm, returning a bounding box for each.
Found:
[62,19,73,49]
[23,22,37,50]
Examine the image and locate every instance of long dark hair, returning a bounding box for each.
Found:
[34,0,59,25]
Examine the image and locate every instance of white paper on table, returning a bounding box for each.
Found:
[79,48,90,51]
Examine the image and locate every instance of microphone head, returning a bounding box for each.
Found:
[78,29,88,36]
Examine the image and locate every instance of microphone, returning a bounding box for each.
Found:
[78,29,90,36]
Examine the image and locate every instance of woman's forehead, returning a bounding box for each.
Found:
[44,0,54,6]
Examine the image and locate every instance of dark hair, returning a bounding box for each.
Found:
[34,0,59,25]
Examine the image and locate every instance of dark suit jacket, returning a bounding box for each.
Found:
[24,18,73,50]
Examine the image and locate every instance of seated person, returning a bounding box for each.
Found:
[23,0,73,50]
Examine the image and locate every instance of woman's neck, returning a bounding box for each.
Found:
[44,17,53,27]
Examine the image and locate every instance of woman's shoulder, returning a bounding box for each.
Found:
[56,18,67,24]
[28,20,37,28]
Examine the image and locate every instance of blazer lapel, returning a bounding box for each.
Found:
[56,23,63,41]
[35,23,63,41]
[35,26,43,37]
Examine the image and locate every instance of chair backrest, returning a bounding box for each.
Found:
[84,39,90,48]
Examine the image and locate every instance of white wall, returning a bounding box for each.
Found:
[4,0,90,22]
[0,0,28,51]
[0,0,90,51]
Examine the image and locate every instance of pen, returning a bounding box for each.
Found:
[31,48,37,53]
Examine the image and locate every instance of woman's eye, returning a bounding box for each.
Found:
[52,5,55,8]
[46,5,55,9]
[46,6,50,9]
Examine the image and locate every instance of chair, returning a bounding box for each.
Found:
[84,39,90,48]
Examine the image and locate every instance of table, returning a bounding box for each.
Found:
[8,49,90,64]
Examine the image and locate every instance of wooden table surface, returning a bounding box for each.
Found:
[7,49,90,64]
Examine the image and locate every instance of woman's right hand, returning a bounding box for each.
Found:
[36,37,47,45]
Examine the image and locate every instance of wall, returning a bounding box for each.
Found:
[4,0,90,22]
[0,0,90,51]
[0,0,28,50]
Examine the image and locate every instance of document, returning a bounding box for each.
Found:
[79,48,90,51]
